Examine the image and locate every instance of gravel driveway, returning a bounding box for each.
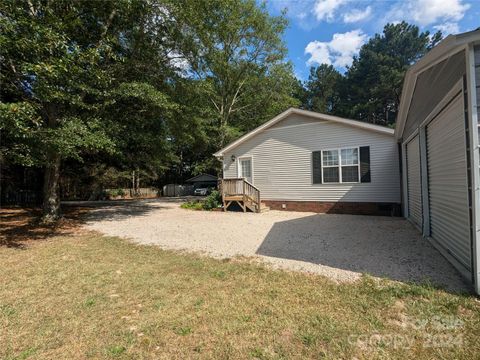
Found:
[81,198,469,292]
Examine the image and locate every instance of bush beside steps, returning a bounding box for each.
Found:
[181,190,222,211]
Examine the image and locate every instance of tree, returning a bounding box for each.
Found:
[1,0,298,218]
[304,64,343,114]
[166,0,299,151]
[343,22,442,125]
[0,1,179,220]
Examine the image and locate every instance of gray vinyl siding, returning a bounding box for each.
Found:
[222,113,400,203]
[403,50,466,141]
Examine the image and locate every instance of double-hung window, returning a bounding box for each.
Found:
[322,147,359,183]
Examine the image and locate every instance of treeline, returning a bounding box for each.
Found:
[0,0,441,220]
[301,23,441,125]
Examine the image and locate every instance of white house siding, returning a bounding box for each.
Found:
[222,113,400,203]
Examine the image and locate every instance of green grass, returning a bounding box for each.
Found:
[0,233,479,359]
[180,200,204,210]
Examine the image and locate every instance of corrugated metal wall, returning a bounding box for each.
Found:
[399,36,479,291]
[427,93,471,272]
[475,46,480,124]
[222,113,400,203]
[406,135,422,228]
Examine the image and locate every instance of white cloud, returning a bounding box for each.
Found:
[313,0,347,22]
[305,42,331,65]
[433,22,460,35]
[167,51,190,72]
[297,12,308,20]
[305,30,368,68]
[386,0,470,26]
[343,6,372,23]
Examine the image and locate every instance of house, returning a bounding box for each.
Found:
[395,29,480,294]
[214,29,480,294]
[214,108,401,215]
[185,173,218,190]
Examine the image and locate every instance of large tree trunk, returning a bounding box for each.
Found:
[42,151,61,222]
[135,168,140,195]
[131,170,135,197]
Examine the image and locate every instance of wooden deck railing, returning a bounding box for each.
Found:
[221,178,244,196]
[220,178,261,212]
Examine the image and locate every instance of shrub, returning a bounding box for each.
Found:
[107,188,126,198]
[202,190,221,210]
[89,189,108,201]
[181,190,222,211]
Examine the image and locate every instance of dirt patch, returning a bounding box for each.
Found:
[0,207,89,248]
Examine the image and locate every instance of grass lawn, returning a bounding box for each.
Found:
[1,211,479,359]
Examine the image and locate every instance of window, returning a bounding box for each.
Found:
[322,147,359,183]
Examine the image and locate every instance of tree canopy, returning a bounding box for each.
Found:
[302,22,442,126]
[0,0,299,219]
[0,2,444,220]
[304,64,343,114]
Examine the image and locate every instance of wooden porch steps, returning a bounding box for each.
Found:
[220,178,263,213]
[259,203,270,213]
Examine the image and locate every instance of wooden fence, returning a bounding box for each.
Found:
[105,187,160,199]
[1,190,40,206]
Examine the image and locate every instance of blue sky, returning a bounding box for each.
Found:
[266,0,480,80]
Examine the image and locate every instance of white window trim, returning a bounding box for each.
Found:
[321,147,361,184]
[237,156,254,184]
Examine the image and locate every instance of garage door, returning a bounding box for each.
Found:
[426,93,471,271]
[406,135,422,228]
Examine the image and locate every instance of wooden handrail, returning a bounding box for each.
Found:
[220,178,261,212]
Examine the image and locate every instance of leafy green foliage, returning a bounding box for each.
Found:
[0,1,119,164]
[1,0,299,217]
[304,64,343,114]
[106,189,126,198]
[181,190,222,210]
[202,190,222,210]
[180,200,204,210]
[2,2,438,218]
[302,22,442,126]
[164,0,300,172]
[344,22,442,125]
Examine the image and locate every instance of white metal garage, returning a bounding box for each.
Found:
[396,29,480,294]
[406,136,422,229]
[426,92,471,273]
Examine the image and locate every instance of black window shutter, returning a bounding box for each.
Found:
[312,151,322,184]
[360,146,371,183]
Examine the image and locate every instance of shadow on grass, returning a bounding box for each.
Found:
[0,207,88,249]
[67,199,162,222]
[1,198,178,249]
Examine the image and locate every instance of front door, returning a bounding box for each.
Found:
[239,157,252,184]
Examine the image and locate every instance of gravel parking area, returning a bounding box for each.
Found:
[82,198,469,292]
